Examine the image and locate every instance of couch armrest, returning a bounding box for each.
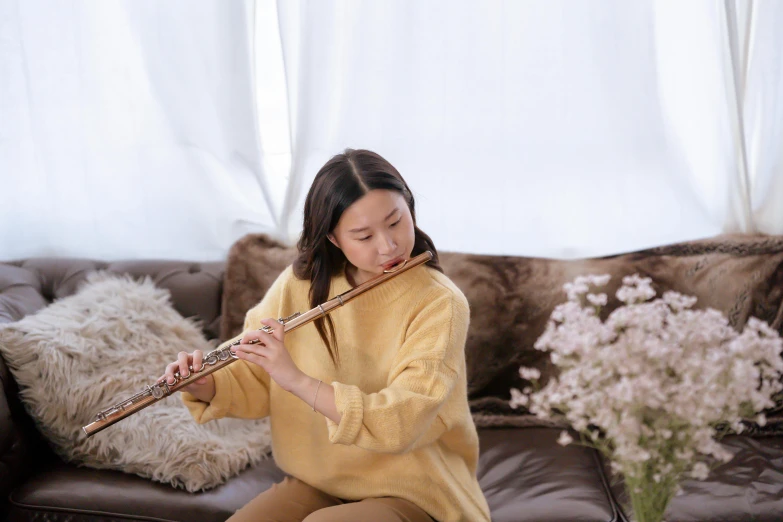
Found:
[0,262,55,504]
[0,355,47,511]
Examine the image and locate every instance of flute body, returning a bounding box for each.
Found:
[82,251,433,437]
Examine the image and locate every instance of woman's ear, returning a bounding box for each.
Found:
[327,234,340,249]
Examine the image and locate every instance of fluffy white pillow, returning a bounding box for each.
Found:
[0,272,271,492]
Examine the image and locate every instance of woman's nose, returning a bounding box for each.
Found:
[377,233,396,254]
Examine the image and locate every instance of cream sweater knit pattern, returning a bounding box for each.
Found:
[182,263,491,522]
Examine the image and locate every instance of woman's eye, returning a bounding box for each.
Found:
[359,236,371,242]
[390,219,401,227]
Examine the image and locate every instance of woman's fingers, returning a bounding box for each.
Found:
[241,319,283,345]
[234,349,269,371]
[177,351,190,378]
[234,341,273,369]
[241,328,273,346]
[157,351,209,388]
[156,325,286,391]
[188,350,205,384]
[235,340,272,359]
[260,318,284,342]
[192,349,203,372]
[163,362,179,384]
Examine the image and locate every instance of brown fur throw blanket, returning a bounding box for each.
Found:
[221,234,783,434]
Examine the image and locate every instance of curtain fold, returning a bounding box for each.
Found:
[722,0,755,233]
[742,0,783,234]
[0,0,277,261]
[274,0,736,259]
[3,0,782,262]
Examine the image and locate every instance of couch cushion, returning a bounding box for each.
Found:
[478,428,619,522]
[0,264,49,325]
[7,459,287,522]
[0,259,225,339]
[8,428,619,522]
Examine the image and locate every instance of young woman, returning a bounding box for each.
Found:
[161,149,491,522]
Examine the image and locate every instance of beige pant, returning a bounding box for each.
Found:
[227,477,435,522]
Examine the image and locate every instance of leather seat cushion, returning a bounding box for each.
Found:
[479,428,619,522]
[9,428,620,522]
[8,459,286,522]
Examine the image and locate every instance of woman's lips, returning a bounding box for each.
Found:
[382,257,404,270]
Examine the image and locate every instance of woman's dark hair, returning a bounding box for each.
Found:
[293,148,443,365]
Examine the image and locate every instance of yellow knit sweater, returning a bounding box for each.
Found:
[182,263,491,522]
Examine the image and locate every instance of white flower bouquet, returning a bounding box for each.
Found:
[511,274,783,522]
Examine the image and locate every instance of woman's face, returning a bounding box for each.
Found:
[328,189,416,285]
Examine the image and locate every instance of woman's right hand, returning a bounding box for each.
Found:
[158,350,216,403]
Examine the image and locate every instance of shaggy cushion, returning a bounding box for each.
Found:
[0,272,271,492]
[220,233,783,434]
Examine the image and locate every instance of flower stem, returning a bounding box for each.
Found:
[625,465,675,522]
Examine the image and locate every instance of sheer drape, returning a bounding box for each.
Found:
[2,0,782,262]
[272,0,783,258]
[0,0,277,261]
[740,0,783,234]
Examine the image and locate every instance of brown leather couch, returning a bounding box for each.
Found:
[1,254,782,522]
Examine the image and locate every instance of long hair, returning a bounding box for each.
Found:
[293,149,443,364]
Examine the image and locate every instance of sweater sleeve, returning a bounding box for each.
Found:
[182,268,291,423]
[325,290,470,454]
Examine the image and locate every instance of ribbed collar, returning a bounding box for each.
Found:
[329,263,431,311]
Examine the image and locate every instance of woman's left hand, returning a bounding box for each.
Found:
[234,318,304,392]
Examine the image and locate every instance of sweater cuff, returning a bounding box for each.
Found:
[326,382,364,445]
[181,368,233,423]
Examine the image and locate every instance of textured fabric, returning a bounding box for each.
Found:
[184,264,491,522]
[226,476,434,522]
[272,2,783,255]
[0,273,271,492]
[1,2,277,262]
[443,233,783,428]
[219,234,296,341]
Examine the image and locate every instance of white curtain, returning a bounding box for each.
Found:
[272,0,783,259]
[740,0,783,234]
[0,0,277,261]
[2,0,782,262]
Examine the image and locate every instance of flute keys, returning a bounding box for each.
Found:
[151,383,168,399]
